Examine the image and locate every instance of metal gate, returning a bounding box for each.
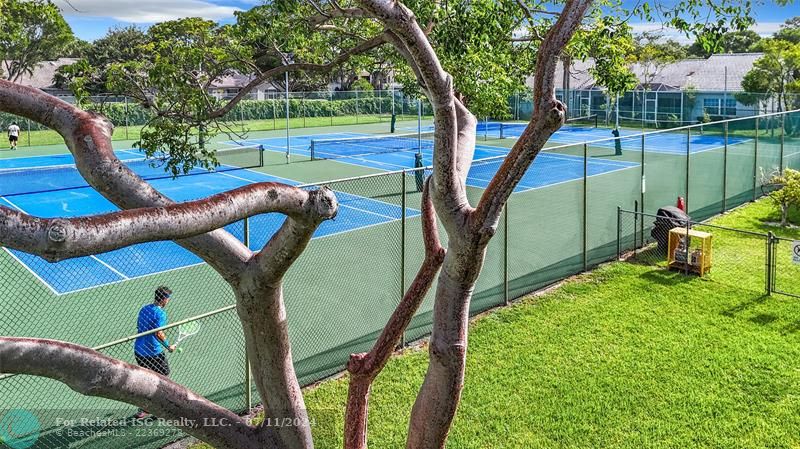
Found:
[771,236,800,298]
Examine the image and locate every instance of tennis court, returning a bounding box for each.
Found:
[411,120,752,154]
[236,132,639,193]
[0,148,419,294]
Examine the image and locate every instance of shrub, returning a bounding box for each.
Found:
[763,168,800,226]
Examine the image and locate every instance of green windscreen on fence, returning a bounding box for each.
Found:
[0,111,798,449]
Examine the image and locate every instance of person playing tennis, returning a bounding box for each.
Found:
[133,286,176,419]
[7,122,20,150]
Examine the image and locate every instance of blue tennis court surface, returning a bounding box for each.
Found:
[234,133,639,193]
[411,122,752,155]
[0,151,418,294]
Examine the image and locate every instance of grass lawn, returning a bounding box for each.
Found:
[198,198,800,448]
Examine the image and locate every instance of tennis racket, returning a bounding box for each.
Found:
[174,321,201,353]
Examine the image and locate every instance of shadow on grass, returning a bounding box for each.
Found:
[637,268,695,286]
[722,294,769,318]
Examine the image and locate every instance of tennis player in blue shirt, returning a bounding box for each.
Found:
[133,286,176,419]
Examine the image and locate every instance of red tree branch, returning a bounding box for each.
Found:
[343,179,445,449]
[0,338,271,449]
[0,184,336,262]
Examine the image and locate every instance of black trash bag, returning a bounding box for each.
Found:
[651,206,690,253]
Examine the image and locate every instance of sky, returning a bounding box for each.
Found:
[56,0,800,43]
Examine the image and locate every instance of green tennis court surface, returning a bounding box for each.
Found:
[0,117,794,449]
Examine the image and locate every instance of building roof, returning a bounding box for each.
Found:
[541,53,764,92]
[3,58,78,90]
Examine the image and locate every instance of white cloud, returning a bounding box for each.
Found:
[627,21,785,42]
[750,22,783,37]
[54,0,241,23]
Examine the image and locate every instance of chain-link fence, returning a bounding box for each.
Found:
[507,90,800,131]
[618,209,771,294]
[0,90,435,150]
[0,110,799,449]
[619,209,800,298]
[771,237,800,298]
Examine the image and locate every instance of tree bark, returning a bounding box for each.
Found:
[0,338,271,449]
[344,179,445,449]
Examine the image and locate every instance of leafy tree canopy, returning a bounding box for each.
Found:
[688,29,761,56]
[71,0,763,173]
[739,39,800,109]
[0,0,75,82]
[775,16,800,44]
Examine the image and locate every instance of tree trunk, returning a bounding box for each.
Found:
[406,237,487,448]
[236,284,313,449]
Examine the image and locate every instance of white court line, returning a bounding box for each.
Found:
[0,196,61,296]
[50,261,208,297]
[338,203,405,221]
[0,195,130,294]
[91,256,130,280]
[211,163,421,216]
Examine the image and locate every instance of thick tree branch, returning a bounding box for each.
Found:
[247,188,337,286]
[472,0,593,233]
[344,179,445,449]
[0,183,336,262]
[307,5,371,26]
[358,0,467,232]
[0,80,252,279]
[0,338,269,449]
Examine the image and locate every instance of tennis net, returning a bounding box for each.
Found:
[310,131,435,160]
[497,115,598,139]
[0,144,264,198]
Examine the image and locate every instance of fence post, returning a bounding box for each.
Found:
[617,206,622,260]
[26,119,31,147]
[583,142,588,271]
[722,121,728,213]
[504,204,509,306]
[780,113,786,173]
[633,200,639,250]
[356,90,360,124]
[330,91,334,126]
[685,127,691,213]
[243,217,253,411]
[766,231,774,295]
[124,96,129,140]
[753,117,759,202]
[640,133,646,236]
[272,94,277,131]
[400,170,406,348]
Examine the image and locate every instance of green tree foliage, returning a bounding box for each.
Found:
[107,18,254,174]
[764,168,800,226]
[629,32,687,89]
[91,0,762,175]
[740,39,800,111]
[775,17,800,44]
[351,78,374,92]
[688,29,761,56]
[55,27,150,94]
[575,19,638,99]
[62,38,91,58]
[0,0,75,82]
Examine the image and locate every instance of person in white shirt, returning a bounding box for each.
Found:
[8,122,20,150]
